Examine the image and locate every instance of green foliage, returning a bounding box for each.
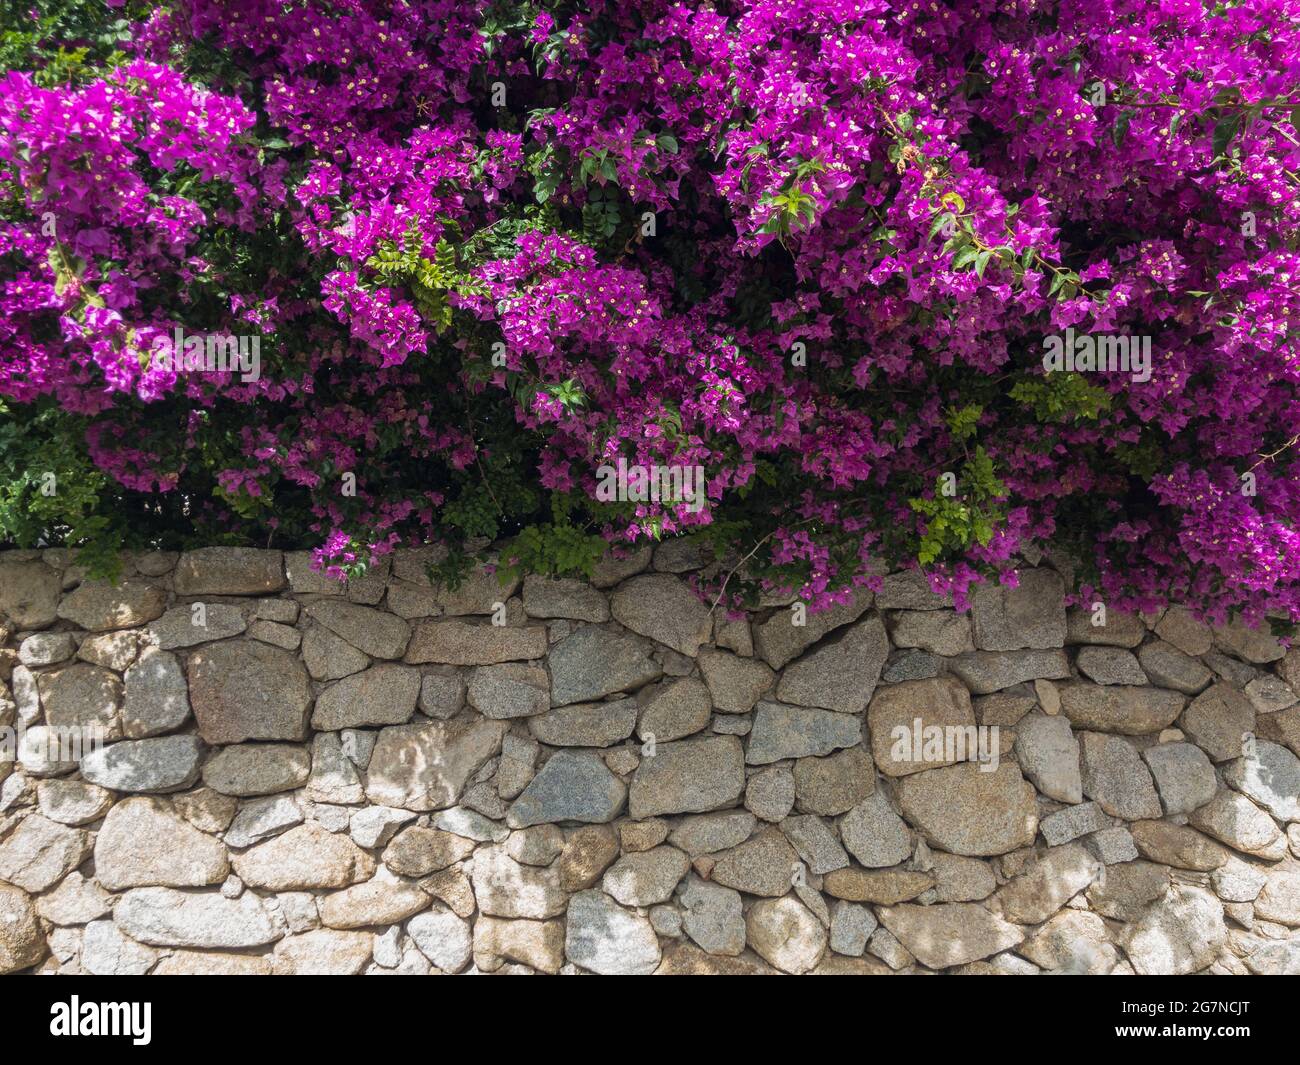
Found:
[909,446,1006,565]
[1010,371,1113,422]
[0,399,124,579]
[365,220,487,333]
[497,520,609,583]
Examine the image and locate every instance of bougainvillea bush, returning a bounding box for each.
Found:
[2,1,1299,625]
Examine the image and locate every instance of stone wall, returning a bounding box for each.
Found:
[0,544,1297,976]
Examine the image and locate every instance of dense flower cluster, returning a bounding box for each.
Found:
[1,1,1299,627]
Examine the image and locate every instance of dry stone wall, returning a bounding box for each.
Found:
[1,544,1298,975]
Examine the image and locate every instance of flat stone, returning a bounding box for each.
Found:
[202,743,310,796]
[697,648,774,713]
[1076,647,1147,685]
[224,794,303,849]
[1243,939,1300,975]
[148,603,247,649]
[889,609,974,656]
[711,827,800,897]
[312,664,421,730]
[602,846,690,907]
[822,867,934,904]
[305,600,410,659]
[883,649,940,682]
[435,806,508,842]
[318,880,430,930]
[114,887,280,949]
[1015,712,1082,802]
[364,718,506,811]
[1039,801,1111,846]
[829,900,878,955]
[610,574,712,657]
[990,843,1101,923]
[522,575,609,622]
[628,735,745,818]
[77,631,140,671]
[745,766,795,822]
[35,778,113,825]
[746,896,826,974]
[189,640,312,744]
[565,890,660,974]
[0,883,44,974]
[557,825,620,891]
[1019,910,1118,974]
[348,805,416,849]
[747,701,860,765]
[878,903,1024,970]
[122,648,190,738]
[637,677,712,741]
[0,814,91,891]
[467,663,550,719]
[753,588,872,670]
[37,663,123,740]
[591,546,653,588]
[507,750,626,827]
[971,568,1066,651]
[1189,791,1287,860]
[1222,739,1300,821]
[868,675,976,776]
[1244,674,1297,713]
[232,823,375,890]
[1142,741,1218,815]
[654,941,777,975]
[153,951,273,976]
[529,697,638,747]
[793,747,874,816]
[471,844,566,919]
[875,570,952,610]
[547,625,661,706]
[382,827,476,876]
[95,797,230,889]
[1255,866,1300,926]
[81,919,158,975]
[81,735,203,793]
[271,930,373,974]
[1059,682,1183,735]
[0,559,60,627]
[776,615,890,714]
[1211,857,1268,903]
[380,581,440,620]
[36,871,111,926]
[678,877,745,956]
[667,811,757,857]
[1066,606,1146,648]
[1121,885,1226,974]
[1130,820,1227,870]
[1087,860,1171,921]
[895,762,1038,856]
[18,632,75,666]
[406,905,473,972]
[1137,640,1213,694]
[473,915,564,974]
[945,650,1070,694]
[305,732,365,804]
[1180,682,1258,763]
[839,790,913,867]
[174,548,285,595]
[929,852,997,902]
[508,824,566,865]
[1079,732,1163,820]
[57,578,166,631]
[302,624,370,680]
[172,788,238,833]
[1155,606,1213,656]
[781,814,849,874]
[1213,618,1284,664]
[418,672,464,718]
